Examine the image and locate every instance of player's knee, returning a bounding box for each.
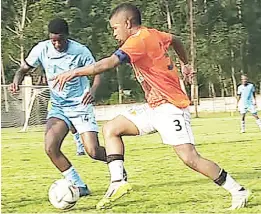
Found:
[85,147,99,160]
[103,122,121,138]
[44,139,60,157]
[45,144,56,157]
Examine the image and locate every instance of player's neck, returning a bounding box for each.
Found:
[130,26,142,36]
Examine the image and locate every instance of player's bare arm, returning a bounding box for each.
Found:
[253,91,257,106]
[53,55,120,91]
[236,94,241,108]
[10,61,33,93]
[82,74,101,105]
[171,35,194,84]
[171,36,188,65]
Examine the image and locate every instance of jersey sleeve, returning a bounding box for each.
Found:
[119,36,146,63]
[237,85,242,95]
[25,43,44,68]
[113,49,130,64]
[154,29,172,49]
[80,47,96,66]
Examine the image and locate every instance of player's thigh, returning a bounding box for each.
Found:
[47,106,72,130]
[239,105,247,114]
[114,103,155,136]
[80,131,99,150]
[103,115,140,138]
[45,117,69,152]
[248,105,257,115]
[152,103,195,146]
[65,104,99,134]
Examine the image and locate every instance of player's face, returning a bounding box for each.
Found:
[110,15,131,45]
[241,76,248,85]
[49,33,68,52]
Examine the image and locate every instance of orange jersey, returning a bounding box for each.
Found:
[119,27,190,108]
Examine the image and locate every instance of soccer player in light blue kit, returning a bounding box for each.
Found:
[10,18,107,197]
[237,74,261,133]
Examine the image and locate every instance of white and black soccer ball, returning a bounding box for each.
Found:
[48,179,80,210]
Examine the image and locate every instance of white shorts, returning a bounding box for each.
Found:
[122,103,195,146]
[47,104,99,134]
[239,104,257,114]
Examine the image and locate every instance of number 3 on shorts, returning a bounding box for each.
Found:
[173,119,182,131]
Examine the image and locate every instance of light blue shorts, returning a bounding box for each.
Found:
[239,104,257,115]
[47,104,99,134]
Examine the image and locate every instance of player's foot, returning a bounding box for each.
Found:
[240,129,245,133]
[78,185,91,197]
[76,151,86,156]
[96,181,132,209]
[228,188,250,210]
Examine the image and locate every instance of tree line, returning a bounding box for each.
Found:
[2,0,261,104]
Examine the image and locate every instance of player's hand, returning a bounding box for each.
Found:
[52,70,76,91]
[181,64,194,84]
[82,89,95,105]
[9,82,19,94]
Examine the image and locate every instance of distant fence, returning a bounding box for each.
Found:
[1,82,260,128]
[94,96,261,121]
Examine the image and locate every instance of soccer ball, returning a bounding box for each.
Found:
[48,179,80,210]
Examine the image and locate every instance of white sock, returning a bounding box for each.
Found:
[256,119,261,128]
[241,121,245,131]
[222,173,243,195]
[73,133,84,152]
[62,166,85,187]
[108,160,124,182]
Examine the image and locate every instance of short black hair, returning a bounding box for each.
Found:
[109,3,141,26]
[48,18,69,35]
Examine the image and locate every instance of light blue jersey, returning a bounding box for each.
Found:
[25,39,95,107]
[237,83,255,107]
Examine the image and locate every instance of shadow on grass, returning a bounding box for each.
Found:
[232,171,261,180]
[197,138,257,146]
[2,197,48,212]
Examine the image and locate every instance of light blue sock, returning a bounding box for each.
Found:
[62,166,86,187]
[73,133,85,153]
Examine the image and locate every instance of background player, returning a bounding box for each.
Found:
[52,4,250,210]
[10,18,106,197]
[237,74,261,133]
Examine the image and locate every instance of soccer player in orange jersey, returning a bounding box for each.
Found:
[53,3,250,210]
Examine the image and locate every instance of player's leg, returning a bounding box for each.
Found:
[80,129,128,180]
[253,113,261,130]
[174,144,250,210]
[239,106,246,133]
[154,104,249,210]
[67,104,127,180]
[67,104,106,161]
[70,124,86,156]
[249,105,261,131]
[45,117,70,171]
[46,108,90,197]
[97,105,154,209]
[80,131,106,161]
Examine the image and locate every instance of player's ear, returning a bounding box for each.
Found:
[126,19,132,29]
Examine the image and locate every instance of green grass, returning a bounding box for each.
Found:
[2,113,261,213]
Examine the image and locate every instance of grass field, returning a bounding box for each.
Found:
[2,113,261,213]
